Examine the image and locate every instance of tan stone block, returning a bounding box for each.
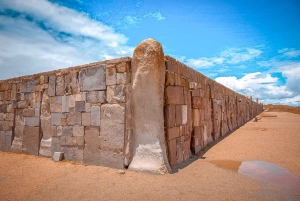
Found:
[193,109,200,127]
[61,118,68,126]
[116,73,126,85]
[69,95,75,107]
[75,94,81,101]
[165,71,175,86]
[175,105,182,126]
[82,113,91,126]
[168,127,180,140]
[165,105,176,128]
[106,66,117,85]
[165,86,184,105]
[116,62,128,73]
[73,125,84,137]
[168,139,177,167]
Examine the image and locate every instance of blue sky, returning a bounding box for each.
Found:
[0,0,300,105]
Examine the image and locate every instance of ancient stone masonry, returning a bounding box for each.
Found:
[0,38,263,173]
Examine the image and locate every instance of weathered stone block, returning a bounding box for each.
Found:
[51,137,61,156]
[87,91,106,103]
[22,126,40,155]
[69,95,75,107]
[54,104,62,112]
[62,126,73,136]
[21,79,38,93]
[5,131,12,151]
[62,96,69,113]
[75,101,85,112]
[116,62,128,73]
[39,138,52,157]
[65,72,78,94]
[165,105,176,128]
[175,105,182,126]
[85,103,91,112]
[65,136,77,146]
[116,73,127,85]
[165,86,184,105]
[106,66,117,86]
[53,152,64,162]
[61,146,83,163]
[91,106,100,126]
[168,127,180,140]
[79,65,106,91]
[41,117,52,140]
[100,104,124,151]
[23,108,35,117]
[4,113,14,121]
[73,125,84,137]
[107,85,125,103]
[76,136,84,146]
[25,117,40,127]
[182,105,188,125]
[75,94,81,101]
[67,113,81,125]
[48,76,56,96]
[168,139,177,167]
[193,109,200,127]
[82,113,91,126]
[56,76,65,96]
[51,113,66,126]
[0,131,5,151]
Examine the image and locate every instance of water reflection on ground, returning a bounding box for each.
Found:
[208,160,300,199]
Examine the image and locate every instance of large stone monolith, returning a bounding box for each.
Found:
[128,38,171,174]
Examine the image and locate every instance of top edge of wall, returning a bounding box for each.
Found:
[164,55,259,102]
[0,56,131,83]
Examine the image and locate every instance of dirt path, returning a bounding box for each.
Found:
[1,112,300,201]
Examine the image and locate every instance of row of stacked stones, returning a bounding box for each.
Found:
[0,57,131,169]
[164,56,263,167]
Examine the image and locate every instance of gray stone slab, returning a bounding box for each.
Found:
[48,76,56,96]
[73,125,84,137]
[61,146,83,163]
[62,96,69,113]
[25,117,40,127]
[53,152,64,162]
[51,113,66,126]
[5,131,12,151]
[51,137,61,156]
[65,72,78,95]
[62,126,73,136]
[100,104,124,151]
[79,65,106,91]
[75,101,85,112]
[91,106,100,126]
[67,113,81,125]
[39,138,52,157]
[22,126,40,155]
[87,91,106,103]
[21,79,38,93]
[55,96,62,104]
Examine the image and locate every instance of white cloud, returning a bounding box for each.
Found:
[283,49,300,58]
[186,57,224,68]
[220,48,262,64]
[0,0,134,79]
[144,11,166,21]
[215,72,296,104]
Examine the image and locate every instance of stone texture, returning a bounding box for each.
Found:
[82,113,91,126]
[5,131,12,151]
[87,91,106,103]
[48,76,56,96]
[21,79,38,93]
[100,104,124,151]
[79,65,106,91]
[53,152,64,162]
[62,126,73,136]
[67,112,81,125]
[56,76,65,96]
[167,127,180,140]
[39,138,52,157]
[75,101,85,112]
[91,106,100,126]
[73,125,84,137]
[25,117,40,127]
[165,86,184,105]
[65,72,77,94]
[61,146,83,163]
[62,96,69,113]
[22,126,40,155]
[0,131,5,151]
[129,39,171,174]
[165,105,176,128]
[106,66,117,86]
[51,113,66,126]
[107,85,126,103]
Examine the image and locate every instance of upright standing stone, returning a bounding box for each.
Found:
[128,38,171,174]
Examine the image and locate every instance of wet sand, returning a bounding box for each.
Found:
[0,111,300,201]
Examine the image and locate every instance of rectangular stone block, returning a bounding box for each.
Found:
[11,84,17,101]
[100,104,124,151]
[0,92,3,101]
[73,125,84,137]
[75,101,85,112]
[116,62,128,73]
[56,76,65,96]
[91,106,100,126]
[53,152,64,162]
[82,113,91,126]
[23,108,35,117]
[193,109,200,127]
[165,86,184,105]
[175,105,182,126]
[165,105,176,128]
[48,76,56,96]
[168,127,180,140]
[69,95,75,107]
[65,136,77,146]
[85,103,91,112]
[67,113,81,125]
[61,146,83,163]
[182,105,188,125]
[62,96,69,113]
[107,85,125,103]
[25,117,40,127]
[65,72,78,94]
[62,126,73,136]
[23,126,40,155]
[51,113,66,126]
[87,91,106,103]
[106,66,117,86]
[168,139,177,167]
[21,79,38,93]
[116,73,127,85]
[79,65,106,91]
[4,113,14,121]
[5,131,12,151]
[0,131,5,151]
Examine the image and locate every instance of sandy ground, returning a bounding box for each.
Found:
[1,111,300,201]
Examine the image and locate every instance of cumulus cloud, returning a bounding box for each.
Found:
[0,0,134,79]
[215,72,297,105]
[278,48,300,57]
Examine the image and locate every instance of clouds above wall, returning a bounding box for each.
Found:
[0,0,133,79]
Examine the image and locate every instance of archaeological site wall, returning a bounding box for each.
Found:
[0,38,263,173]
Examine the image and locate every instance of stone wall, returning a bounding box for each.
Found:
[0,39,263,172]
[0,57,131,169]
[164,56,263,167]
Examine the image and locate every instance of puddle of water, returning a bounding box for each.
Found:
[208,160,300,196]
